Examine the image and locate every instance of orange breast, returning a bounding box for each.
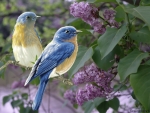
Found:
[56,36,78,74]
[12,23,42,50]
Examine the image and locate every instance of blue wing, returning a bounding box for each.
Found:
[25,41,74,85]
[34,29,42,43]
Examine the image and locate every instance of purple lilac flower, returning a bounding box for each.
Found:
[70,2,106,34]
[94,71,113,93]
[72,63,100,85]
[103,9,119,28]
[69,63,114,105]
[64,90,76,104]
[76,84,106,105]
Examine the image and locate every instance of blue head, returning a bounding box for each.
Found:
[16,12,40,25]
[54,26,81,41]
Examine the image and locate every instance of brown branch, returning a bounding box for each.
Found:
[0,60,31,71]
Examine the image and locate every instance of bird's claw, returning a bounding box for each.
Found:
[63,79,73,85]
[13,61,19,65]
[56,73,73,85]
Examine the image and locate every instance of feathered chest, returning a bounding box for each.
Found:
[12,23,41,47]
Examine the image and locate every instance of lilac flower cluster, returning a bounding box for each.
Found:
[70,2,106,34]
[72,63,100,84]
[64,90,76,104]
[76,84,106,105]
[70,2,119,34]
[11,80,29,89]
[103,9,119,28]
[64,63,113,105]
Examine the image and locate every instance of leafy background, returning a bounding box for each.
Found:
[0,0,150,113]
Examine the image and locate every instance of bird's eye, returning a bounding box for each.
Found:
[65,30,69,33]
[26,16,30,19]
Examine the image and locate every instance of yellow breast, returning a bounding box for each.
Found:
[12,23,42,50]
[56,36,78,75]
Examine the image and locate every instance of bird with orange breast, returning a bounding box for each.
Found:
[12,12,43,67]
[24,26,82,110]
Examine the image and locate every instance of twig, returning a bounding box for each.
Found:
[0,60,31,71]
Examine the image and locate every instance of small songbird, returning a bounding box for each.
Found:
[24,26,81,110]
[12,12,43,67]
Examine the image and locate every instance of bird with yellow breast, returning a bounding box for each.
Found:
[24,26,81,110]
[12,12,43,67]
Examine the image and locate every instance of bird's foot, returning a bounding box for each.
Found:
[12,61,19,65]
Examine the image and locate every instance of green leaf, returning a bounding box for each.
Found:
[113,84,128,91]
[19,105,38,113]
[11,100,23,108]
[130,65,150,110]
[83,100,95,113]
[98,25,127,59]
[130,27,150,44]
[123,6,150,29]
[140,0,150,5]
[144,59,150,65]
[86,0,97,3]
[108,97,119,110]
[68,46,93,77]
[96,0,116,2]
[31,77,40,85]
[21,93,28,100]
[118,49,149,81]
[115,6,126,22]
[3,95,12,105]
[83,98,105,113]
[92,45,123,70]
[93,97,106,106]
[97,101,109,113]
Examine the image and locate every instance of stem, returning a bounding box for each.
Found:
[0,60,31,71]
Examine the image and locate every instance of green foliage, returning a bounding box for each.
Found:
[115,6,126,22]
[130,65,150,110]
[130,26,150,44]
[92,45,123,70]
[98,25,127,59]
[118,49,149,81]
[3,91,35,113]
[68,46,93,77]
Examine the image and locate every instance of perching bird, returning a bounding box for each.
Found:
[12,12,43,67]
[24,26,81,110]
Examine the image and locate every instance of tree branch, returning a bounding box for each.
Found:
[0,60,31,71]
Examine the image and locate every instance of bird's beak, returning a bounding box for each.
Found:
[36,16,41,18]
[75,30,82,34]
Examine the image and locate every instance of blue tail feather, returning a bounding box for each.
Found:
[32,79,48,110]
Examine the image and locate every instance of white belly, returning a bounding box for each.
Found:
[13,45,42,67]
